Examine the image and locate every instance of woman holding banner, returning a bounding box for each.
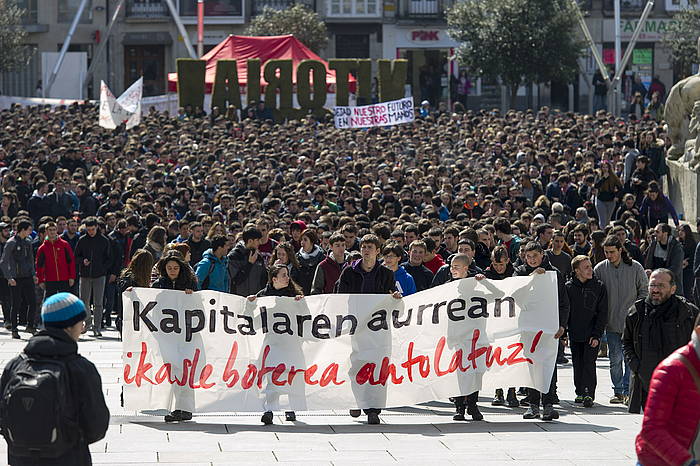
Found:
[248,264,305,425]
[151,251,198,423]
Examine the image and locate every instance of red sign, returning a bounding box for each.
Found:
[411,30,440,41]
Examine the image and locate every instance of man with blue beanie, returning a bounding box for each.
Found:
[0,293,109,465]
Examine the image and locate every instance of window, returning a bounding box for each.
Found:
[16,0,38,24]
[328,0,379,16]
[58,0,93,23]
[666,0,699,10]
[603,0,644,10]
[179,0,242,16]
[127,0,167,17]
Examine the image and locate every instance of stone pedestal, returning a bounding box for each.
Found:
[665,159,700,225]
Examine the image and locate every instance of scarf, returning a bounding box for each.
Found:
[653,241,668,262]
[147,240,163,253]
[643,296,677,352]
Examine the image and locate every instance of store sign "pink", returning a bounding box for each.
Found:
[411,30,440,41]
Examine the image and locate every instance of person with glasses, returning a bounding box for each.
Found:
[381,241,416,297]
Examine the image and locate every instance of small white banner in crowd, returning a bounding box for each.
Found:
[333,97,414,129]
[122,273,559,413]
[99,78,143,129]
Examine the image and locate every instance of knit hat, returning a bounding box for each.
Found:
[41,293,87,328]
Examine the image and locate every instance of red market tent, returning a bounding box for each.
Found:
[167,34,355,93]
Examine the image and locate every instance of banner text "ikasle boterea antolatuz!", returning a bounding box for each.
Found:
[122,272,559,412]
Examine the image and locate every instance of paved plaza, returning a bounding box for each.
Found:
[0,327,641,465]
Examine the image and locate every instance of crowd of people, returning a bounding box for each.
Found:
[0,100,698,452]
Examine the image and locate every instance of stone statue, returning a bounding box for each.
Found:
[684,102,700,169]
[664,38,700,160]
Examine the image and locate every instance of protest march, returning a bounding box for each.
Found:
[0,91,698,466]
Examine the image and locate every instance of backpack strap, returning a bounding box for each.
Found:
[678,353,700,394]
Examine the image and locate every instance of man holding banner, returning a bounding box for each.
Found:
[336,234,401,425]
[514,241,569,421]
[448,253,483,421]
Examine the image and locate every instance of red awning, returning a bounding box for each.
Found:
[167,34,355,94]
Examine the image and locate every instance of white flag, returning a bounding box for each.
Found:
[99,78,142,129]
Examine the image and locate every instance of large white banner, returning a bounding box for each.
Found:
[99,78,143,130]
[122,273,559,412]
[333,97,414,129]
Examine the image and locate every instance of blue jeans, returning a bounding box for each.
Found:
[606,331,629,395]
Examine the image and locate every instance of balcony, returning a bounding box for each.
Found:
[179,0,243,16]
[127,0,168,18]
[397,0,452,20]
[327,0,380,17]
[252,0,295,16]
[603,0,645,12]
[252,0,316,16]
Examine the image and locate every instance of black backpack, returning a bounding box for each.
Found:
[0,353,79,458]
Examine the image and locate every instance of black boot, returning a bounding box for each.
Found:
[349,409,362,418]
[542,404,559,421]
[165,410,183,422]
[285,411,296,421]
[492,388,505,406]
[506,388,519,408]
[367,411,380,424]
[467,404,483,421]
[261,411,273,425]
[453,405,466,421]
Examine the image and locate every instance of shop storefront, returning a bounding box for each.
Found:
[382,25,459,106]
[600,18,675,100]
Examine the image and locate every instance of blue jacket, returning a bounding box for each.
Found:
[195,249,229,293]
[394,265,417,296]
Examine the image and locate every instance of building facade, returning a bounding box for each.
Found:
[0,0,693,112]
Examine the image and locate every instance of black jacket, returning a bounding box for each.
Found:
[0,235,35,279]
[152,274,197,291]
[186,237,210,267]
[565,276,608,342]
[77,193,97,218]
[623,295,698,413]
[513,256,570,328]
[295,245,325,296]
[1,328,109,466]
[227,242,267,297]
[74,233,113,278]
[337,260,396,294]
[483,263,514,280]
[432,262,482,287]
[401,262,433,292]
[256,284,296,298]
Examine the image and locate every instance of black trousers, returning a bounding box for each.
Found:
[10,277,37,330]
[453,391,479,409]
[44,280,71,299]
[570,341,598,398]
[0,278,10,324]
[528,368,557,407]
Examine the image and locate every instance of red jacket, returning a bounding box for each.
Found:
[423,254,446,275]
[636,339,700,466]
[36,237,76,283]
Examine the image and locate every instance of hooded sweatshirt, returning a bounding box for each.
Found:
[393,265,417,296]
